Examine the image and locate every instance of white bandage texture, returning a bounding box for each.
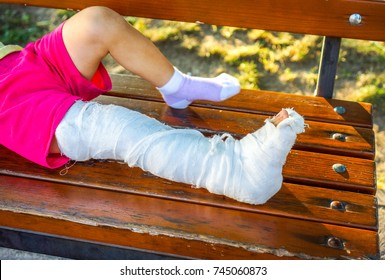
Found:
[56,101,305,204]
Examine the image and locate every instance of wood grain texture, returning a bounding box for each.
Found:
[0,175,379,259]
[1,0,385,41]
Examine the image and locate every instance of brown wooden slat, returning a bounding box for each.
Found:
[96,94,375,160]
[0,176,379,259]
[0,147,377,229]
[285,150,375,194]
[2,0,385,41]
[108,74,374,129]
[0,213,295,260]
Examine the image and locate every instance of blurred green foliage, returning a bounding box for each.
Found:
[0,5,75,46]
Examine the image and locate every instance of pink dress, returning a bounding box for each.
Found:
[0,22,112,168]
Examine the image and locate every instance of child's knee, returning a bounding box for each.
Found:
[77,6,123,36]
[83,6,119,20]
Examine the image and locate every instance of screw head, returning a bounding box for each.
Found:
[333,163,347,173]
[327,237,344,249]
[330,201,346,211]
[349,13,362,26]
[332,133,346,142]
[334,106,346,114]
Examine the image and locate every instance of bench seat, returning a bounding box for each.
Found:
[0,74,379,259]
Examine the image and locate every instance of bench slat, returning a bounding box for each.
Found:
[4,0,385,41]
[0,214,294,260]
[97,94,375,160]
[0,149,377,229]
[108,74,374,129]
[0,176,378,259]
[284,150,375,194]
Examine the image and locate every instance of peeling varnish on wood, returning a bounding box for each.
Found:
[1,205,327,259]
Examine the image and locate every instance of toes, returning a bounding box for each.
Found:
[277,108,306,134]
[218,74,241,100]
[271,109,289,126]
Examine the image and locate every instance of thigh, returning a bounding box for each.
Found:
[62,7,112,80]
[33,20,112,100]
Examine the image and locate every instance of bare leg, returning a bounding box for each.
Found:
[62,7,241,110]
[62,6,174,86]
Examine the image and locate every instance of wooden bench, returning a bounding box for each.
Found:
[0,0,382,259]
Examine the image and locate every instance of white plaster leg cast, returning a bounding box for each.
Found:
[56,101,305,204]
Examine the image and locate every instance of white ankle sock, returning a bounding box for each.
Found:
[157,67,241,109]
[56,101,305,204]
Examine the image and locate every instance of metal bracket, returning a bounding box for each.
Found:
[315,36,341,98]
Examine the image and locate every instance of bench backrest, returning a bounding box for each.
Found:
[3,0,385,41]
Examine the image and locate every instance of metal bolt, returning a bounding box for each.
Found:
[334,106,346,114]
[349,13,362,26]
[327,237,344,249]
[330,201,345,211]
[333,163,347,173]
[332,133,346,142]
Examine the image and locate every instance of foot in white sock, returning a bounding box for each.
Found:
[157,67,241,109]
